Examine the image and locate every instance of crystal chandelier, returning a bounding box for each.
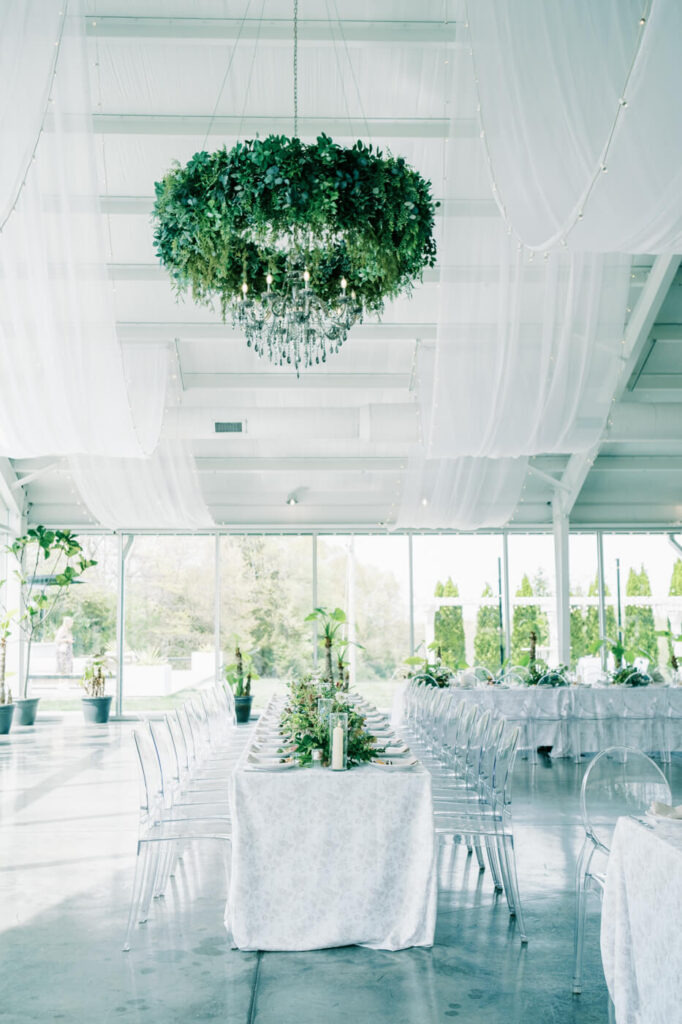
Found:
[152,2,438,377]
[236,266,362,374]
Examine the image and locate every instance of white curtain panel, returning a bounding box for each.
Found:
[467,0,682,252]
[429,233,631,459]
[396,343,527,530]
[0,0,165,458]
[69,441,214,530]
[0,0,63,226]
[395,455,527,531]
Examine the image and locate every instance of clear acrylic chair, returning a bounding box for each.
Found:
[124,727,232,951]
[570,686,618,764]
[572,746,671,994]
[434,724,527,943]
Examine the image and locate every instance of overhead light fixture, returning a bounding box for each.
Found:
[151,1,437,377]
[286,493,299,506]
[421,497,429,507]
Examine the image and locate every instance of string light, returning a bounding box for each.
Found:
[464,0,653,250]
[0,6,68,235]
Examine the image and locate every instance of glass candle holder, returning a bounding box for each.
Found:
[329,712,348,771]
[317,697,333,724]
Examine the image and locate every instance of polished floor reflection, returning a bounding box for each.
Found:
[2,715,677,1023]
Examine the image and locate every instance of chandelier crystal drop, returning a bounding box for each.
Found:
[236,270,362,374]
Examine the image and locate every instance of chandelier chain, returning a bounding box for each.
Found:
[293,0,299,137]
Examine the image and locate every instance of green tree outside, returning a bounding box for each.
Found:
[433,577,466,669]
[473,583,502,671]
[511,574,549,663]
[584,576,618,654]
[624,565,657,663]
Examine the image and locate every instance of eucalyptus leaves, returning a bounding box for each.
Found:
[153,134,438,319]
[280,679,381,768]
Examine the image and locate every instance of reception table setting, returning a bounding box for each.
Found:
[601,807,682,1023]
[226,681,437,951]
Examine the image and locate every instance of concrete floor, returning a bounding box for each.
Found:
[1,715,678,1024]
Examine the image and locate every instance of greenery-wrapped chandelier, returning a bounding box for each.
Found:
[152,9,438,374]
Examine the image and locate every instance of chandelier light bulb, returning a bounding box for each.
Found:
[341,277,347,291]
[266,273,273,285]
[303,269,310,283]
[241,281,248,294]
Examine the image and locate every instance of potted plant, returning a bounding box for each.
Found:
[223,644,258,723]
[2,527,96,726]
[0,614,14,735]
[80,652,113,723]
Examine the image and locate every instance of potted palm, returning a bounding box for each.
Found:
[3,527,96,726]
[0,614,14,735]
[304,607,362,688]
[80,652,113,723]
[223,644,258,723]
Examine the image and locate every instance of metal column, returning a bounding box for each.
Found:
[312,533,318,667]
[114,534,134,719]
[408,534,415,656]
[501,533,512,664]
[213,532,221,683]
[596,531,608,671]
[552,503,571,665]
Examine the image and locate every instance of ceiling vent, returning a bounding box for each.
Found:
[214,421,244,434]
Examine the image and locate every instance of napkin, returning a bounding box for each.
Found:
[650,801,682,819]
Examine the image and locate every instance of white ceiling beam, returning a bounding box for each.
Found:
[117,322,437,342]
[0,458,25,526]
[86,17,459,44]
[86,114,470,139]
[590,455,682,472]
[560,254,682,515]
[197,456,404,472]
[181,372,412,390]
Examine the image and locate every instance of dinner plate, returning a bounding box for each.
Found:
[370,755,418,770]
[245,760,298,772]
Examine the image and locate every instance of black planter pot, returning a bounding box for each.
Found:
[15,697,40,726]
[234,695,253,724]
[82,695,113,724]
[0,703,14,735]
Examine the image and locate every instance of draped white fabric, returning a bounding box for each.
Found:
[467,0,682,252]
[429,240,632,459]
[0,0,63,226]
[69,441,214,530]
[396,344,527,529]
[0,0,165,458]
[395,456,527,531]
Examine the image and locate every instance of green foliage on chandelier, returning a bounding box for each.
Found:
[152,134,439,316]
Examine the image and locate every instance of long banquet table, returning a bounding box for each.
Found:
[226,700,437,951]
[601,815,682,1024]
[395,683,682,758]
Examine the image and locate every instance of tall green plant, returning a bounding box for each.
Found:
[433,577,466,669]
[3,527,96,699]
[624,566,657,664]
[511,574,548,663]
[473,583,501,671]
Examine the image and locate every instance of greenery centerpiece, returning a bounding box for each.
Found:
[152,134,438,374]
[280,678,382,768]
[0,527,96,725]
[404,649,455,688]
[520,631,569,686]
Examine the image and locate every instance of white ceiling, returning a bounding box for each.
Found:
[12,2,682,531]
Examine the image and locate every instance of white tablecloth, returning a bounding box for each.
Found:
[601,816,682,1024]
[396,685,682,758]
[226,745,437,951]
